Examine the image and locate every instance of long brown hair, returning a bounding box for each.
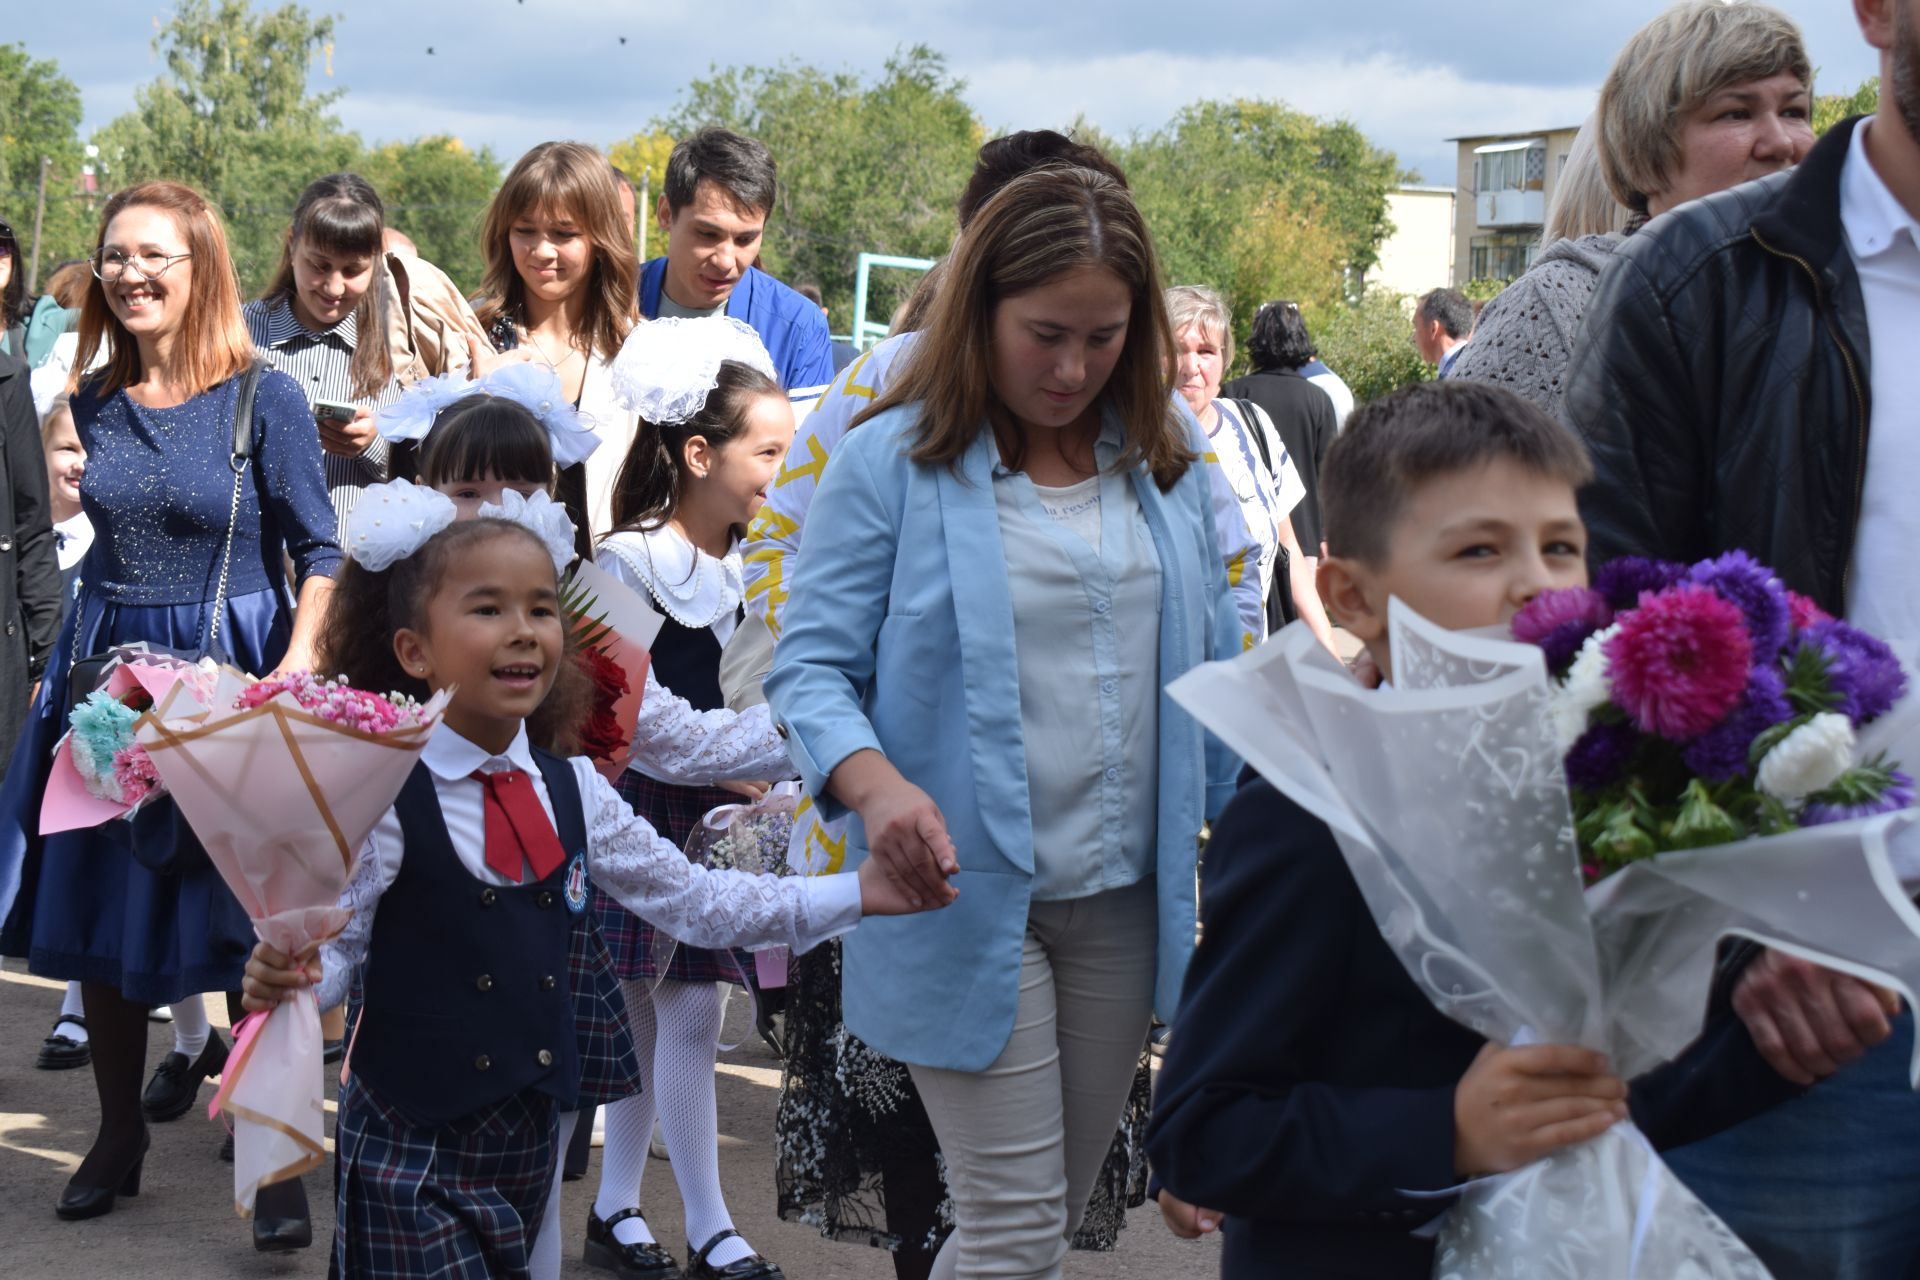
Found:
[855,166,1191,491]
[607,361,784,536]
[473,142,637,361]
[261,172,396,398]
[71,181,256,399]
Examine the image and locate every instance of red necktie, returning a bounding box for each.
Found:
[472,769,566,883]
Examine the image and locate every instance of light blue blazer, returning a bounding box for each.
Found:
[765,404,1242,1073]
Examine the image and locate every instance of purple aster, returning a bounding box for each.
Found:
[1565,721,1641,792]
[1681,665,1792,782]
[1593,557,1687,611]
[1688,550,1792,659]
[1797,619,1908,725]
[1802,771,1915,827]
[1513,587,1614,672]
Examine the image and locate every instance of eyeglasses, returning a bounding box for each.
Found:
[91,250,192,283]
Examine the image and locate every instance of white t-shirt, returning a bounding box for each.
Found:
[1841,117,1920,647]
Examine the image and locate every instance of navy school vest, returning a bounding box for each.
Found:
[352,748,588,1127]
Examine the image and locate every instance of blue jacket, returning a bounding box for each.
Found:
[765,404,1242,1072]
[639,259,834,393]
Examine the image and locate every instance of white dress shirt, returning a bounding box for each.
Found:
[317,724,859,1009]
[1842,117,1920,646]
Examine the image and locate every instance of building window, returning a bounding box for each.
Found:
[1469,232,1539,282]
[1473,140,1547,194]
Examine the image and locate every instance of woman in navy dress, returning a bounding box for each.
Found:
[0,181,339,1222]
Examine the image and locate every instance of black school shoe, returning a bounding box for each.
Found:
[584,1206,684,1277]
[36,1014,90,1070]
[142,1029,229,1122]
[686,1230,783,1280]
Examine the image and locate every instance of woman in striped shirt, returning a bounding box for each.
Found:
[244,173,406,533]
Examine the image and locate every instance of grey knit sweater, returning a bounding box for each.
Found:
[1447,233,1623,419]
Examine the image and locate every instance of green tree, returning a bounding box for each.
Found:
[92,0,358,289]
[1316,289,1431,406]
[0,43,92,288]
[358,136,501,294]
[654,46,981,325]
[1814,77,1879,134]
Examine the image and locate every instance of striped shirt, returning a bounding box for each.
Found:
[244,298,404,532]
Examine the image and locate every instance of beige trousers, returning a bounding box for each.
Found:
[908,878,1159,1280]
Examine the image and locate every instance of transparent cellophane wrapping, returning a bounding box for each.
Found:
[1168,603,1920,1279]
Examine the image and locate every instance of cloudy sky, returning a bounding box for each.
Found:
[15,1,1882,187]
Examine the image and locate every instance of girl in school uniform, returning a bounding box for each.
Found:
[588,315,798,1280]
[382,369,799,1280]
[242,481,942,1280]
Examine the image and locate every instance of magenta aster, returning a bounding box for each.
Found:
[1513,587,1615,672]
[1604,584,1754,740]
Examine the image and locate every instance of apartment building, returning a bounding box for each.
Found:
[1450,125,1581,284]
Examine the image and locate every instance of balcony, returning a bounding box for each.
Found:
[1476,188,1545,228]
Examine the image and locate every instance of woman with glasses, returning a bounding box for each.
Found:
[0,181,339,1247]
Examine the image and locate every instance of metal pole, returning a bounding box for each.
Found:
[28,156,51,294]
[638,171,650,262]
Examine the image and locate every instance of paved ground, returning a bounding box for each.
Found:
[0,963,1220,1278]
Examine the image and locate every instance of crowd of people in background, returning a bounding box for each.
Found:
[0,0,1916,1277]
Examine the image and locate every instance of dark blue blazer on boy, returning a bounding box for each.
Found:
[1146,778,1806,1279]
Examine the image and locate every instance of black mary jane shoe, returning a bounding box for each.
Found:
[686,1230,784,1280]
[252,1178,313,1253]
[35,1014,90,1070]
[584,1206,684,1277]
[141,1029,229,1122]
[219,1130,234,1163]
[55,1131,150,1221]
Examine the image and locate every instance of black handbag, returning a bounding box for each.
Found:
[1231,398,1300,632]
[67,362,262,711]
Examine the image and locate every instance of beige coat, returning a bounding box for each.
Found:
[379,253,492,388]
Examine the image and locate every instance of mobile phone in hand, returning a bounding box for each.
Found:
[314,397,359,426]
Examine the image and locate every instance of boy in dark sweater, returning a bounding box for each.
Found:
[1145,382,1810,1278]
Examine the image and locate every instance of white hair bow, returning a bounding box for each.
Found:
[376,362,601,467]
[343,479,459,572]
[609,315,778,424]
[477,488,577,574]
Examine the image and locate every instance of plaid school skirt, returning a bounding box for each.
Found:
[591,774,752,987]
[570,914,644,1108]
[331,1076,557,1280]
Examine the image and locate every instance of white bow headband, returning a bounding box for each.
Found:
[609,315,778,425]
[376,362,601,467]
[344,479,577,575]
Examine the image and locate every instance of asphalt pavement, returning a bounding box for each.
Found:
[0,962,1220,1279]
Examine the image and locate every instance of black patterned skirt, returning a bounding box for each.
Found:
[590,773,751,987]
[569,914,644,1108]
[774,939,1151,1256]
[331,1076,558,1280]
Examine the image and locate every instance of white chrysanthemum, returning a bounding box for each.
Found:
[1548,624,1618,754]
[1757,712,1856,803]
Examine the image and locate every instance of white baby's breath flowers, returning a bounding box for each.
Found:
[1756,712,1856,803]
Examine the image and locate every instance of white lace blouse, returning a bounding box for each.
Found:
[316,724,858,1010]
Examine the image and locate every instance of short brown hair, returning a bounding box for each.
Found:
[1322,382,1593,566]
[474,142,638,361]
[856,166,1193,492]
[1596,1,1811,214]
[72,181,256,399]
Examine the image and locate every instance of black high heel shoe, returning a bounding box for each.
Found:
[56,1131,150,1220]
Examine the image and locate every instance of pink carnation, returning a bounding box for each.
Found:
[1603,584,1753,740]
[111,745,160,806]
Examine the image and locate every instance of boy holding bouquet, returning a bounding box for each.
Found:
[1145,382,1818,1278]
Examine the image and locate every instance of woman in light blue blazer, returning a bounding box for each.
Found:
[765,167,1240,1278]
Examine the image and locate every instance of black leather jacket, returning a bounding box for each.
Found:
[1563,118,1872,616]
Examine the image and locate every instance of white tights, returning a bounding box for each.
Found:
[593,979,754,1268]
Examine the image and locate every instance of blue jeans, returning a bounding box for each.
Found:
[1666,1012,1920,1280]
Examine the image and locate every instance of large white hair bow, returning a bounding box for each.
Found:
[477,488,578,574]
[343,480,458,572]
[376,362,601,467]
[609,315,779,425]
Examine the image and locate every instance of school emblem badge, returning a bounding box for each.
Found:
[564,850,589,914]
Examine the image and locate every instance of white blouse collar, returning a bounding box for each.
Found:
[599,525,745,630]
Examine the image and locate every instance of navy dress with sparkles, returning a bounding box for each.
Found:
[0,368,341,1004]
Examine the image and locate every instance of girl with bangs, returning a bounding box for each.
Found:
[473,142,642,554]
[0,180,338,1249]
